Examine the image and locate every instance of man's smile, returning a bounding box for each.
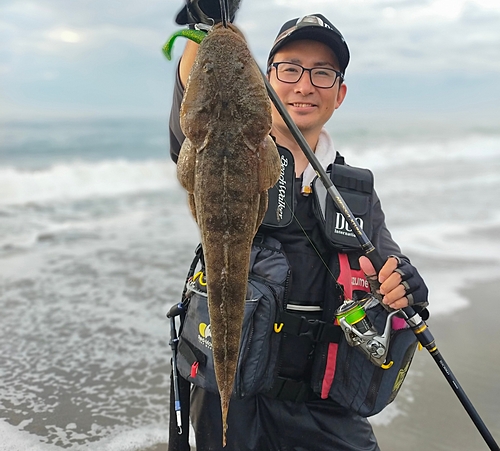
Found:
[289,102,317,110]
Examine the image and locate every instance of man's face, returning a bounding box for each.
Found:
[268,39,346,137]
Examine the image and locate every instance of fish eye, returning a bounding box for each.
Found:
[234,61,245,72]
[203,62,214,72]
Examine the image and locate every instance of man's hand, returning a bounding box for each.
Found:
[175,0,237,26]
[359,256,414,310]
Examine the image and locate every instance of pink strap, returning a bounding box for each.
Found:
[336,253,370,299]
[321,254,370,397]
[321,342,338,398]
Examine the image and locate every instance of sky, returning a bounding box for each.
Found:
[1,0,500,128]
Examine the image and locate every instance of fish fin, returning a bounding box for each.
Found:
[255,193,267,234]
[187,193,198,223]
[162,29,207,60]
[177,139,196,192]
[258,136,281,191]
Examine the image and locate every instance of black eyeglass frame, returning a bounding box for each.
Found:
[268,62,344,89]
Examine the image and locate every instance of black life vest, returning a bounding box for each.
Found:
[173,146,417,417]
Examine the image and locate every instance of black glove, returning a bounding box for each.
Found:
[389,255,430,319]
[175,0,237,27]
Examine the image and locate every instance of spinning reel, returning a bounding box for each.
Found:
[336,296,401,369]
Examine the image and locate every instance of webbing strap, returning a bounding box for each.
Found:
[279,311,341,343]
[177,339,207,368]
[265,376,318,402]
[180,244,203,301]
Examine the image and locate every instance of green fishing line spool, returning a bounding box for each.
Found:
[336,299,373,335]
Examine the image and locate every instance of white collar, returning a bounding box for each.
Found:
[301,129,337,194]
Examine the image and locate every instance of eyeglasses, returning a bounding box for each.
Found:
[269,62,344,89]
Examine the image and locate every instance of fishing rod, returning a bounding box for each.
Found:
[164,2,497,446]
[219,0,229,27]
[262,75,500,451]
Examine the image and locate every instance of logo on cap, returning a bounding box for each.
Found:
[296,15,333,31]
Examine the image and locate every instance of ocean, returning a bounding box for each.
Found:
[1,117,500,450]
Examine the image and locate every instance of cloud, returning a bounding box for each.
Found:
[54,29,81,43]
[0,1,175,59]
[351,0,500,73]
[239,0,500,73]
[1,0,499,119]
[3,0,500,69]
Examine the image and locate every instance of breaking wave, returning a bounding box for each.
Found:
[0,159,178,206]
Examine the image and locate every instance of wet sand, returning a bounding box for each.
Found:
[142,445,167,451]
[373,278,500,450]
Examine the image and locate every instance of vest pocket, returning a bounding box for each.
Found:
[312,304,418,416]
[312,164,374,252]
[176,237,289,398]
[235,281,282,397]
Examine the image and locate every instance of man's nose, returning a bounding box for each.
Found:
[294,70,315,94]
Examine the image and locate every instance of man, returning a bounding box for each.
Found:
[169,3,429,450]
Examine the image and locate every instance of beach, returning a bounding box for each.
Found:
[373,278,500,451]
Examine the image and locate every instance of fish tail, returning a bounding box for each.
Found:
[204,238,249,446]
[162,29,207,60]
[221,395,230,447]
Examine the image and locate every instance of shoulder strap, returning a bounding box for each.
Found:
[261,146,295,228]
[279,311,342,343]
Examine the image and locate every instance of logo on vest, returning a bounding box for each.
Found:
[198,322,212,350]
[276,155,289,222]
[392,358,411,394]
[351,276,369,291]
[334,212,364,238]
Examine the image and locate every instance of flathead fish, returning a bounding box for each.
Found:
[175,23,281,445]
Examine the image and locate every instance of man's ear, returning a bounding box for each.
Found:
[335,82,347,110]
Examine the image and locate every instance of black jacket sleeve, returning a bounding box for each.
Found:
[169,62,186,164]
[371,189,429,309]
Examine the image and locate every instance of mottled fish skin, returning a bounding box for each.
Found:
[176,23,281,446]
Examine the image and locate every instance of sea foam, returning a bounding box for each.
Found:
[0,159,178,206]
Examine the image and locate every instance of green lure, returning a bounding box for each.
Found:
[162,29,207,60]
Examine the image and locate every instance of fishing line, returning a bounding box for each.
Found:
[284,195,339,285]
[279,190,348,306]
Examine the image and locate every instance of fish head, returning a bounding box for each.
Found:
[180,23,273,148]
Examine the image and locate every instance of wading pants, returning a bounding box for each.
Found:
[190,385,380,451]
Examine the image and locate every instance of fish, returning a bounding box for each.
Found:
[171,23,281,445]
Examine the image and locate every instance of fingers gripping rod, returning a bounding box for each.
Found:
[261,74,499,451]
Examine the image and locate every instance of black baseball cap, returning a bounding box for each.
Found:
[267,14,350,74]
